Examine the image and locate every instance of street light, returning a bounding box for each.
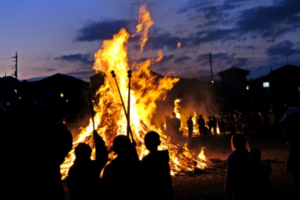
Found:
[60,93,64,98]
[246,85,249,90]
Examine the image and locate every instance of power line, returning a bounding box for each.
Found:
[0,57,10,61]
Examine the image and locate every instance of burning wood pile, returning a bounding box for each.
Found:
[60,4,207,179]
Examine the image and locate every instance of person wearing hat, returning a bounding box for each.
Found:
[280,107,300,199]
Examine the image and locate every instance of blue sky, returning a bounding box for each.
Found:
[0,0,299,81]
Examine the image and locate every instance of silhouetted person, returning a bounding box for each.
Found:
[141,131,173,200]
[280,107,300,199]
[212,116,217,134]
[230,120,236,135]
[225,134,253,200]
[47,122,73,200]
[3,101,72,200]
[170,112,181,133]
[169,112,181,141]
[250,148,272,200]
[67,130,108,200]
[197,115,205,136]
[102,135,140,200]
[208,116,213,135]
[187,116,193,138]
[219,117,225,135]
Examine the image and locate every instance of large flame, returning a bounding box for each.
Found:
[60,4,206,179]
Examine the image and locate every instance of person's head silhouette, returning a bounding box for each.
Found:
[75,143,92,161]
[144,131,161,152]
[113,135,131,156]
[250,148,261,163]
[231,134,247,151]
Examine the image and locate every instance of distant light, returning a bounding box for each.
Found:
[92,100,95,103]
[60,93,64,98]
[211,80,214,84]
[246,85,249,90]
[17,97,21,100]
[14,89,17,94]
[263,82,270,88]
[66,99,68,102]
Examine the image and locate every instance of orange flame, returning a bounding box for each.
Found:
[156,50,163,62]
[60,4,206,179]
[177,42,181,48]
[135,3,154,51]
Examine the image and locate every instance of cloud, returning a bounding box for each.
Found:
[145,28,239,50]
[266,40,300,56]
[46,68,56,71]
[174,56,191,63]
[197,52,228,62]
[75,19,131,42]
[234,57,248,67]
[66,70,96,81]
[233,45,257,50]
[55,53,93,65]
[157,54,175,64]
[236,0,300,39]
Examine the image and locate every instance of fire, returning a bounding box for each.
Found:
[177,42,181,48]
[198,147,206,161]
[60,4,207,179]
[156,50,163,62]
[135,3,154,51]
[174,98,181,119]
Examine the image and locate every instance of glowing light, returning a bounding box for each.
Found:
[177,42,181,48]
[60,4,206,179]
[263,82,270,88]
[60,93,64,98]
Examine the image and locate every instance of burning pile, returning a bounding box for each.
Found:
[60,4,207,179]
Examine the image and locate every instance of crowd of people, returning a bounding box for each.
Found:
[0,100,299,200]
[162,103,290,141]
[225,107,300,200]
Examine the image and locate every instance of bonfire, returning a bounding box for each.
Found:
[60,4,207,179]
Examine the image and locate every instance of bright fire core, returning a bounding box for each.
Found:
[60,4,206,179]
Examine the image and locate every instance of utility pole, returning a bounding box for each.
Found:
[209,53,214,84]
[11,52,18,79]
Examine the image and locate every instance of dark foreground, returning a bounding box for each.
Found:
[61,133,293,200]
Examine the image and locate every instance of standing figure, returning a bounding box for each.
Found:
[208,116,213,135]
[187,116,194,138]
[102,135,140,200]
[67,130,108,200]
[250,148,272,200]
[279,107,300,199]
[141,131,173,200]
[169,112,182,141]
[212,116,217,135]
[219,117,225,135]
[197,115,205,136]
[225,134,253,200]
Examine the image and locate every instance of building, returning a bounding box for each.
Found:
[269,64,300,106]
[217,67,250,112]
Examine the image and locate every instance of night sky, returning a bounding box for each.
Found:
[1,0,299,81]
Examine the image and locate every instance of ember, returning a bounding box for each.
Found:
[60,4,207,179]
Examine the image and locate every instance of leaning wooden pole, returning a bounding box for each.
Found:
[127,70,132,138]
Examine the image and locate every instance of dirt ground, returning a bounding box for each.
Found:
[63,133,295,200]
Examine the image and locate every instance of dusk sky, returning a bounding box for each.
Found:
[1,0,299,81]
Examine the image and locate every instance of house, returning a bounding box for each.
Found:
[269,64,300,106]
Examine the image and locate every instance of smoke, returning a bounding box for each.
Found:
[152,78,219,128]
